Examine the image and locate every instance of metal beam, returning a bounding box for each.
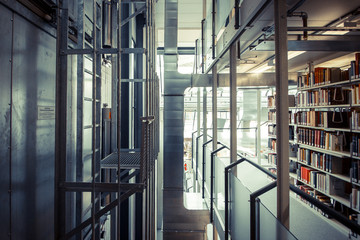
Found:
[157,47,195,55]
[121,5,146,27]
[55,0,68,238]
[192,72,298,88]
[65,189,139,240]
[229,42,237,171]
[212,65,218,151]
[252,40,360,51]
[287,26,360,31]
[59,182,144,192]
[274,0,289,229]
[62,48,145,55]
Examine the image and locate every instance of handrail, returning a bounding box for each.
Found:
[210,145,227,222]
[224,158,245,240]
[197,138,360,238]
[250,181,277,240]
[192,131,198,179]
[195,134,203,182]
[202,139,213,198]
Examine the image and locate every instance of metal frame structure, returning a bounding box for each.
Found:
[55,0,159,239]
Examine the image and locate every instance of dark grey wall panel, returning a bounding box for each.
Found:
[11,13,56,240]
[0,4,13,239]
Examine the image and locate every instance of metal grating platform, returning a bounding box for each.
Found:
[101,151,141,169]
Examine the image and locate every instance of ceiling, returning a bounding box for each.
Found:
[155,0,203,47]
[154,0,360,74]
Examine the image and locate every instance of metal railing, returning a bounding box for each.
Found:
[192,134,360,240]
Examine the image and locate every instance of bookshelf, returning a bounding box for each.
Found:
[267,53,360,229]
[267,94,296,168]
[292,53,360,224]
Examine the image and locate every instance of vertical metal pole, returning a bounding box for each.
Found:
[76,1,85,238]
[55,0,68,238]
[211,0,216,59]
[250,195,256,240]
[274,0,290,229]
[224,170,229,240]
[212,65,218,151]
[201,19,205,73]
[203,87,207,142]
[210,153,214,222]
[91,1,97,238]
[117,0,122,239]
[257,90,261,165]
[197,88,201,137]
[230,43,237,171]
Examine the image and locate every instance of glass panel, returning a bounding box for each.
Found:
[289,194,349,240]
[198,137,204,190]
[84,71,93,98]
[83,128,93,156]
[259,202,297,240]
[214,156,229,223]
[83,100,92,126]
[204,146,212,204]
[230,172,251,240]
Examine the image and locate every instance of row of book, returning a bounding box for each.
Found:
[268,125,295,140]
[298,166,347,197]
[352,135,360,157]
[268,153,277,165]
[351,110,360,131]
[268,96,275,108]
[298,166,328,192]
[295,110,350,129]
[267,95,296,108]
[297,148,346,174]
[268,111,294,123]
[296,184,332,218]
[350,53,360,80]
[297,128,346,152]
[296,88,351,107]
[268,125,276,135]
[296,53,360,89]
[268,139,276,151]
[297,67,344,88]
[351,160,360,183]
[350,188,360,211]
[351,84,360,105]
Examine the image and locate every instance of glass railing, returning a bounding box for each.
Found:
[192,134,360,240]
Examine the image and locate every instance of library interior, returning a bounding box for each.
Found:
[1,0,360,239]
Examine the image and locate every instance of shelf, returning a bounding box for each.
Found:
[268,107,297,110]
[350,78,360,84]
[267,121,295,126]
[289,172,298,179]
[298,144,351,158]
[266,148,276,154]
[295,178,356,212]
[292,158,351,184]
[294,104,351,109]
[297,80,351,91]
[295,124,351,132]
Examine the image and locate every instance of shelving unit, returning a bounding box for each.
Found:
[266,55,360,232]
[291,59,360,225]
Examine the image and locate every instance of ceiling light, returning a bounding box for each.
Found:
[249,63,272,73]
